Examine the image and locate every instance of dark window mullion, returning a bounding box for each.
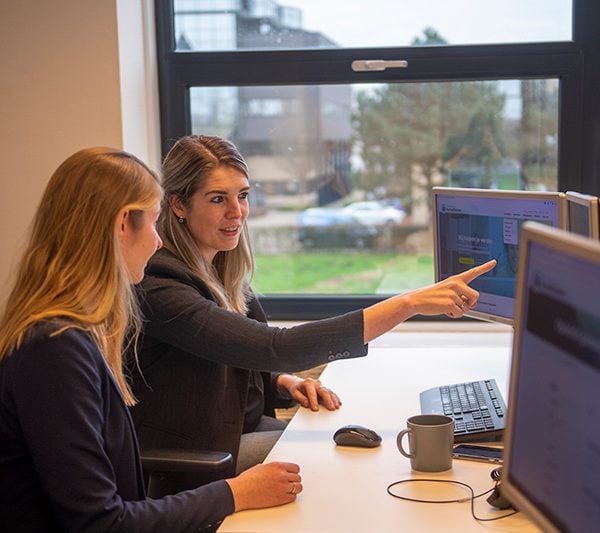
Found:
[161,43,580,84]
[557,53,585,193]
[574,0,600,195]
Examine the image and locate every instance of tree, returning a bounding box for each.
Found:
[411,27,447,46]
[517,80,558,190]
[354,28,505,217]
[355,81,505,208]
[444,107,507,188]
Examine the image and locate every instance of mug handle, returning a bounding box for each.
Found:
[396,429,414,458]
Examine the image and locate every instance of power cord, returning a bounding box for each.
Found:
[386,475,518,523]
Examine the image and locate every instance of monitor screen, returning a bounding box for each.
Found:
[565,191,599,239]
[432,187,565,325]
[503,222,600,533]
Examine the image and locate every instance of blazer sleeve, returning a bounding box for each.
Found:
[12,329,235,532]
[137,264,369,374]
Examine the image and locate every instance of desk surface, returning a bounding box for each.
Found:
[220,327,539,532]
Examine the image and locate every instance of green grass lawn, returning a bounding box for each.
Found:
[253,253,435,295]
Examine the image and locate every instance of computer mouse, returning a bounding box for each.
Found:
[333,424,382,448]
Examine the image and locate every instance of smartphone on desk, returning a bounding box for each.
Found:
[452,444,503,464]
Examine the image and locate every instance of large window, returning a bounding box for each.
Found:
[155,0,600,318]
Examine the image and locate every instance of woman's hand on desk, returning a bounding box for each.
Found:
[226,461,303,511]
[276,374,341,411]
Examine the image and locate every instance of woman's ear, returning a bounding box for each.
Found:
[115,209,130,237]
[168,195,186,219]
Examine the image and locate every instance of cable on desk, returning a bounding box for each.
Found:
[386,478,518,522]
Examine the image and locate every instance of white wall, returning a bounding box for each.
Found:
[117,0,161,166]
[0,0,160,304]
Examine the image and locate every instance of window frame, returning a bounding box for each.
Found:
[154,0,600,319]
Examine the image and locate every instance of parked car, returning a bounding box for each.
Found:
[298,207,378,249]
[342,201,406,226]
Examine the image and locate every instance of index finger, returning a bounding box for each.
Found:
[304,384,320,411]
[318,388,340,410]
[458,259,496,284]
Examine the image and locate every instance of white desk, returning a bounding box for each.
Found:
[220,327,539,532]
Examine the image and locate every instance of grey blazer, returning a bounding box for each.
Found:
[130,248,368,465]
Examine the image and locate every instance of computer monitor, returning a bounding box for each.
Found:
[432,187,566,325]
[502,222,600,532]
[565,191,599,239]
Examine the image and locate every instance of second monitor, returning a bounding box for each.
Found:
[565,190,599,240]
[432,187,566,325]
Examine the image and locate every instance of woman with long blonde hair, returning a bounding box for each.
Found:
[131,135,496,474]
[0,147,302,532]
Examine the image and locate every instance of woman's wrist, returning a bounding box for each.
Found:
[275,373,296,398]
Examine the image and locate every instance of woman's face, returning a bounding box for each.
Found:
[176,165,250,263]
[119,202,162,284]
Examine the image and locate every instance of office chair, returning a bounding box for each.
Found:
[141,448,234,498]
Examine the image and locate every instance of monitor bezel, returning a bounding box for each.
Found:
[502,221,600,533]
[431,186,567,326]
[565,190,600,240]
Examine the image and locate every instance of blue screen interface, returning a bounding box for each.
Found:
[435,193,560,320]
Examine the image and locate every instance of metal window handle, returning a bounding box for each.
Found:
[351,59,408,72]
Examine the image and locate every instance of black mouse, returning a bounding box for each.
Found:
[333,424,382,448]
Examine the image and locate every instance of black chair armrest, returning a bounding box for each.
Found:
[141,448,233,473]
[141,448,234,498]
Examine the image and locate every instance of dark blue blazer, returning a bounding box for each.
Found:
[0,323,234,532]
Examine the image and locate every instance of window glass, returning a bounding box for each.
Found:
[173,0,572,51]
[189,79,559,295]
[190,87,238,137]
[174,12,236,50]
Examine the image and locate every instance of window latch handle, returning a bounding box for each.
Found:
[351,59,408,72]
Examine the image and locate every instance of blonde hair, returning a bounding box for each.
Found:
[160,135,254,314]
[0,147,162,405]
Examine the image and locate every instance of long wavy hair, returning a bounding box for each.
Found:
[160,135,254,314]
[0,147,162,405]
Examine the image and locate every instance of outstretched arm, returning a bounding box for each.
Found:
[363,260,496,343]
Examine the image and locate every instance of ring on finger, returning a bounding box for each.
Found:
[288,482,297,495]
